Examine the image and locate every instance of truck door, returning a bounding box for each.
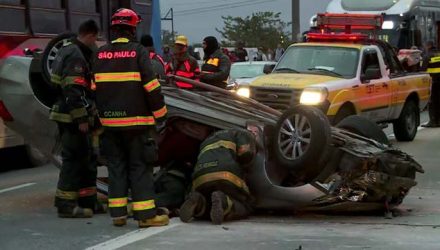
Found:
[356,48,391,122]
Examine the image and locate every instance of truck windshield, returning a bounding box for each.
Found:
[275,46,360,78]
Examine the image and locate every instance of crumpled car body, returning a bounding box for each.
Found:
[0,55,424,212]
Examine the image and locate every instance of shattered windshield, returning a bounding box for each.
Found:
[275,46,360,78]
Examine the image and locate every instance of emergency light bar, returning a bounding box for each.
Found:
[307,33,368,42]
[316,13,383,33]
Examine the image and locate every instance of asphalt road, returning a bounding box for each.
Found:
[1,113,440,250]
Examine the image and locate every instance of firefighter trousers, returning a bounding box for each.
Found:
[194,180,252,221]
[101,129,157,221]
[55,124,98,212]
[154,171,187,209]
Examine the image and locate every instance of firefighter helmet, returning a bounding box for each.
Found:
[111,8,141,27]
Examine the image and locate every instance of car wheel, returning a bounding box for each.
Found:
[393,100,418,141]
[41,32,76,84]
[332,104,355,125]
[336,115,390,145]
[273,105,331,182]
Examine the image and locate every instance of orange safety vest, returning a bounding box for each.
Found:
[167,59,200,89]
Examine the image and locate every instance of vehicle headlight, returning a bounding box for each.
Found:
[237,87,250,98]
[300,87,328,105]
[382,21,394,30]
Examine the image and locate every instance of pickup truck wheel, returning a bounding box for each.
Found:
[41,32,76,84]
[393,100,418,141]
[273,105,331,181]
[336,115,390,145]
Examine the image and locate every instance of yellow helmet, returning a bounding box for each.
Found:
[175,35,188,46]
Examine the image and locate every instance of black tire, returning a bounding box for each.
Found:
[393,100,419,141]
[41,32,76,84]
[332,104,355,125]
[336,115,390,145]
[273,105,331,182]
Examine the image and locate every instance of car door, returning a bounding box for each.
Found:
[356,48,391,122]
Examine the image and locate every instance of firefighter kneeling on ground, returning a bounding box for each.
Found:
[93,8,169,228]
[50,20,105,218]
[179,129,256,225]
[165,35,200,89]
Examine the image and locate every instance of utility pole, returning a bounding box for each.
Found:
[292,0,300,42]
[162,8,174,42]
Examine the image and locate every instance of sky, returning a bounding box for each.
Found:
[160,0,332,45]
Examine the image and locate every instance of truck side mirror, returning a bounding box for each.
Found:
[263,64,275,74]
[361,67,382,82]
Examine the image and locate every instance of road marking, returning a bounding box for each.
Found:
[85,218,182,250]
[0,182,36,194]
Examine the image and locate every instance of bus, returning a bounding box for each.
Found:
[323,0,440,49]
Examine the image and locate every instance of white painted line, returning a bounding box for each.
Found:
[0,182,36,194]
[85,218,182,250]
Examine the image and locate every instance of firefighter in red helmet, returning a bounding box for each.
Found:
[93,8,169,227]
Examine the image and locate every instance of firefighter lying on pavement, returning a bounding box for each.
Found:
[179,129,256,225]
[93,8,169,228]
[165,35,200,89]
[49,20,105,218]
[153,121,207,215]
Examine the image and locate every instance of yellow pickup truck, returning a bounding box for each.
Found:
[244,37,431,141]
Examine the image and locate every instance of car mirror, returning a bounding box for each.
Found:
[263,64,275,74]
[362,67,382,82]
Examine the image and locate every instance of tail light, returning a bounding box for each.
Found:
[0,100,13,121]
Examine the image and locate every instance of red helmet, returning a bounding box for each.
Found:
[111,8,141,27]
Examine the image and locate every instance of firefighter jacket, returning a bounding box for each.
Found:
[49,38,98,126]
[150,51,166,79]
[165,53,200,89]
[200,49,231,89]
[93,37,167,130]
[192,129,256,194]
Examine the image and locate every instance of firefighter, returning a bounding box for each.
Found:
[50,20,103,218]
[165,35,200,89]
[140,34,166,79]
[93,8,169,227]
[179,129,256,225]
[199,36,231,89]
[422,41,440,127]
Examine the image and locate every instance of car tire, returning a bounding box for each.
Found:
[273,105,331,182]
[41,32,76,84]
[393,100,419,141]
[336,115,390,145]
[332,104,355,125]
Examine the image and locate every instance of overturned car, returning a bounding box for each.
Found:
[0,51,423,213]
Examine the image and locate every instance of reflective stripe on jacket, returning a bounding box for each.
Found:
[192,129,256,193]
[165,55,200,89]
[200,49,231,89]
[49,38,97,125]
[93,37,167,129]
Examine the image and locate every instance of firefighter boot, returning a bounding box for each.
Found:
[138,214,170,228]
[179,191,206,223]
[58,206,94,218]
[113,216,127,227]
[210,191,230,225]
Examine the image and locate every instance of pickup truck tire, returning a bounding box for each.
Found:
[41,32,76,84]
[336,115,390,145]
[274,105,331,181]
[393,100,419,141]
